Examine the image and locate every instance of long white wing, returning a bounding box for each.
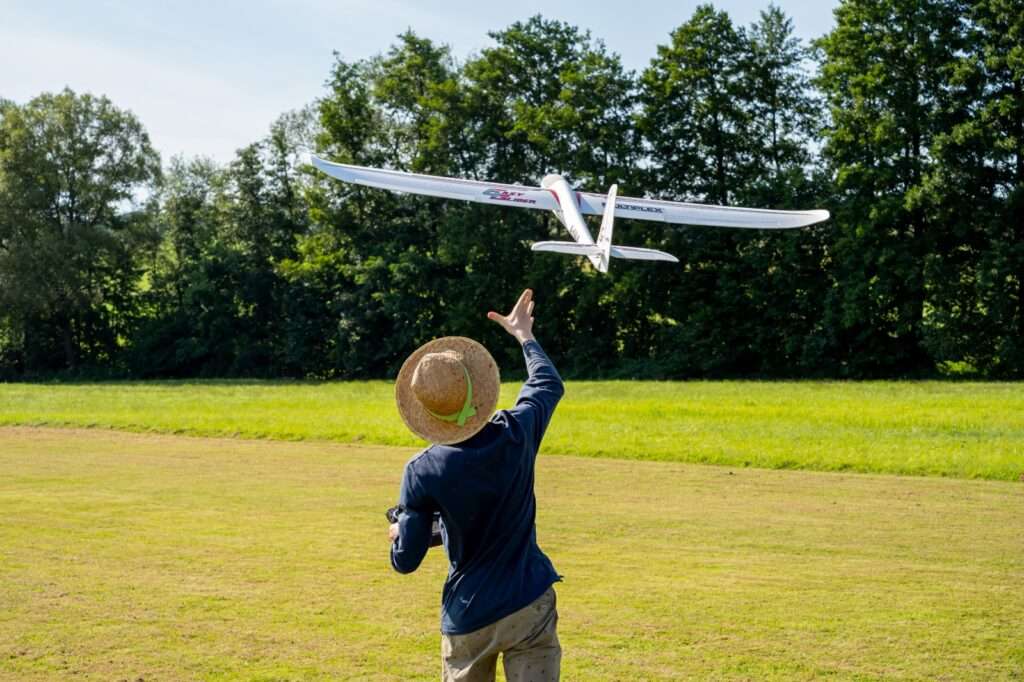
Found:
[311,156,558,212]
[311,156,829,229]
[577,192,829,229]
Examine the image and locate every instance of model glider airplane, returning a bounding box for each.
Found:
[311,156,829,273]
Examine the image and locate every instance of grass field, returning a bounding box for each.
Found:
[2,380,1023,480]
[1,427,1022,680]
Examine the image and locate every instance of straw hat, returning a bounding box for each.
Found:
[395,337,501,445]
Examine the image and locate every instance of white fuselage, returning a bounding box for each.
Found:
[541,174,603,270]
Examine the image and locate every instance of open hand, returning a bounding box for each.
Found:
[487,289,536,344]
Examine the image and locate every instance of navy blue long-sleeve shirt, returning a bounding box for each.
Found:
[390,339,564,635]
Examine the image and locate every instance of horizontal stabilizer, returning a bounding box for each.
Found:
[609,245,679,263]
[531,241,603,257]
[533,241,678,264]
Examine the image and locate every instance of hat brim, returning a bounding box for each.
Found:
[395,337,501,445]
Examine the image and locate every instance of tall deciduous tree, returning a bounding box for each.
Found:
[136,112,312,378]
[816,0,965,376]
[638,5,825,376]
[741,5,819,207]
[640,5,750,205]
[639,5,758,377]
[736,6,834,375]
[924,0,1024,376]
[970,0,1024,377]
[0,89,160,372]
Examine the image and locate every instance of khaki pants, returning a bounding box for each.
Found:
[441,587,560,682]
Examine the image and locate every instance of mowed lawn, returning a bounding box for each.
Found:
[1,428,1021,680]
[2,380,1023,480]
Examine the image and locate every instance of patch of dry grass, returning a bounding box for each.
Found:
[1,427,1021,680]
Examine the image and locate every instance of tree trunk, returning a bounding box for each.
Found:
[1014,192,1024,366]
[61,315,76,371]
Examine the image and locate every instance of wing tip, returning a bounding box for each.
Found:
[787,209,831,227]
[797,209,830,227]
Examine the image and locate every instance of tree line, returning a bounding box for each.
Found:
[1,0,1021,380]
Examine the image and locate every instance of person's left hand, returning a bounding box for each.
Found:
[388,523,399,542]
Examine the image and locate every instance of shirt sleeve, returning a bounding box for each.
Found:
[390,461,434,574]
[508,340,565,451]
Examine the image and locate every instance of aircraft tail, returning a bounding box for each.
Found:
[596,184,617,272]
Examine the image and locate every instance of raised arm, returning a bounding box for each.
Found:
[488,289,564,446]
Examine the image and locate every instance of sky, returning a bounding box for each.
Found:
[1,0,840,164]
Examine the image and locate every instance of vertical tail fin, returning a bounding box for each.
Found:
[596,184,617,273]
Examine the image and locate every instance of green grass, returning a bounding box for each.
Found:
[1,427,1021,680]
[1,380,1023,480]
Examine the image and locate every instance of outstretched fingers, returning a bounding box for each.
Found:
[488,289,535,339]
[487,311,509,331]
[514,289,532,315]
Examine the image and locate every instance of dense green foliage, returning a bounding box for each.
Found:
[2,380,1022,480]
[0,2,1021,379]
[0,91,160,374]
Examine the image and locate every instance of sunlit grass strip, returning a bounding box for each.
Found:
[1,380,1022,480]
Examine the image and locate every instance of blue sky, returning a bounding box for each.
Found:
[2,0,839,163]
